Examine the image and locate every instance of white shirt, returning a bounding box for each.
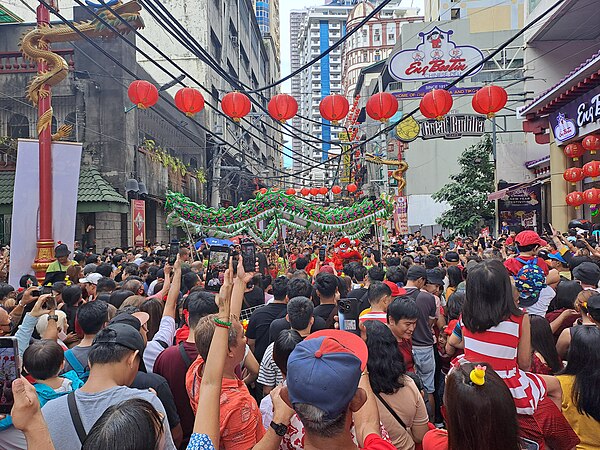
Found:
[145,316,177,373]
[525,286,556,317]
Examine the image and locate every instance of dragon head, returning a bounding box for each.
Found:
[93,0,145,36]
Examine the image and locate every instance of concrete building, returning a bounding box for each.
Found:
[341,2,421,99]
[289,9,306,173]
[135,0,283,207]
[424,0,524,33]
[0,9,207,248]
[357,15,539,236]
[518,0,600,231]
[253,0,281,78]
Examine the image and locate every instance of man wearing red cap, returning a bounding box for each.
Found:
[504,230,550,277]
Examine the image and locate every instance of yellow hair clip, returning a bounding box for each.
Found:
[65,275,72,286]
[470,364,486,386]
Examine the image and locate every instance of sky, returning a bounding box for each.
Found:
[277,0,425,166]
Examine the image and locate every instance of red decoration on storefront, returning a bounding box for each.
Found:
[285,188,296,195]
[319,94,350,124]
[583,160,600,179]
[582,134,600,155]
[300,188,310,196]
[331,185,342,195]
[584,188,600,205]
[309,187,319,196]
[259,188,267,194]
[365,92,398,122]
[221,92,251,121]
[347,183,358,193]
[566,191,584,208]
[268,94,298,122]
[419,89,453,121]
[564,143,585,161]
[471,85,508,118]
[563,168,584,185]
[174,87,205,117]
[128,80,159,109]
[319,187,328,195]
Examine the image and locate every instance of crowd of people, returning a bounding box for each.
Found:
[0,222,598,449]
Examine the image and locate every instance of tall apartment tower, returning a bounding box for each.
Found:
[290,10,307,174]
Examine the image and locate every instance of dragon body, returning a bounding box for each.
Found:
[165,190,394,244]
[20,1,144,136]
[365,153,409,190]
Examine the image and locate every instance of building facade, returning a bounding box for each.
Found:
[0,10,207,249]
[518,0,600,231]
[424,0,524,33]
[135,0,283,207]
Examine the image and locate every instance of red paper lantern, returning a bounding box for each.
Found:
[566,191,584,208]
[309,187,319,196]
[563,167,584,185]
[365,92,398,122]
[268,94,298,122]
[564,143,585,161]
[128,80,159,109]
[582,134,600,155]
[285,188,296,195]
[319,94,349,124]
[584,188,600,205]
[300,188,310,196]
[583,160,600,179]
[420,89,453,120]
[174,87,205,117]
[471,85,508,118]
[221,92,251,121]
[331,185,342,195]
[319,187,328,195]
[347,183,358,193]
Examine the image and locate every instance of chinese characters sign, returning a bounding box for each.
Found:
[131,199,146,247]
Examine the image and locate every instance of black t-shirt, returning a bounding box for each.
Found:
[268,315,328,343]
[243,287,265,311]
[313,304,336,326]
[348,287,369,313]
[245,302,288,362]
[132,371,180,429]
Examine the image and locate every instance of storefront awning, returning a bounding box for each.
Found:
[487,176,550,202]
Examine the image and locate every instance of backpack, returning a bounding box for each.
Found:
[515,257,541,280]
[514,257,546,304]
[64,349,89,382]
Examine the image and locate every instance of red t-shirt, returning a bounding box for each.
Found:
[422,428,448,450]
[153,341,198,444]
[504,255,549,276]
[397,339,414,373]
[362,433,397,449]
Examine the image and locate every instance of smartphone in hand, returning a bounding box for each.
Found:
[0,337,19,414]
[338,298,360,336]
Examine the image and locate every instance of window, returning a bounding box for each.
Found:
[7,114,29,138]
[374,52,381,62]
[451,8,460,19]
[362,51,368,62]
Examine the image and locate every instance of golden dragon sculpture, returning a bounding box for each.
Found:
[20,1,144,138]
[365,153,409,191]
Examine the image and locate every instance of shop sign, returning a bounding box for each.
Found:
[389,27,484,82]
[131,199,146,247]
[497,183,542,234]
[392,82,479,99]
[549,84,600,144]
[394,196,409,234]
[420,114,485,140]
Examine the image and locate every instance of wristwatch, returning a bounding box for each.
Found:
[270,421,287,436]
[47,314,59,322]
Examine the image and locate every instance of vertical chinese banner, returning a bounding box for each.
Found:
[394,196,409,234]
[131,199,146,247]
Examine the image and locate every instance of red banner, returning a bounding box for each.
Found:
[131,199,146,247]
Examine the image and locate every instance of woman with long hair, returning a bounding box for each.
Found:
[447,259,561,414]
[556,290,600,360]
[422,362,521,450]
[444,266,463,300]
[364,320,429,449]
[529,315,562,375]
[557,325,600,448]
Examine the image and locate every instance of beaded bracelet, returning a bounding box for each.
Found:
[214,317,232,328]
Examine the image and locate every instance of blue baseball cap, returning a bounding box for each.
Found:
[547,252,567,265]
[286,330,368,420]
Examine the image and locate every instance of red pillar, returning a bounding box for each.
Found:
[32,3,54,280]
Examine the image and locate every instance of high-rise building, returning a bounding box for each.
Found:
[424,0,524,33]
[292,2,356,183]
[253,0,281,77]
[290,10,307,173]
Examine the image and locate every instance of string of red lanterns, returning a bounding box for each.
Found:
[257,185,358,197]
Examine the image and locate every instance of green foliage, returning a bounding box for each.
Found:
[432,134,495,236]
[142,139,205,181]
